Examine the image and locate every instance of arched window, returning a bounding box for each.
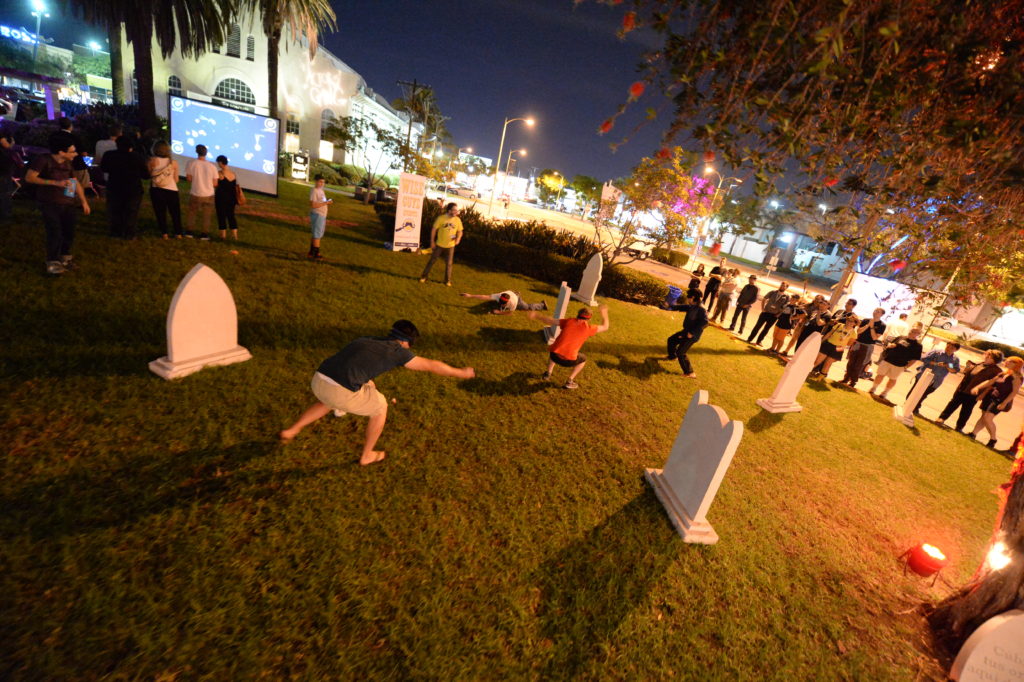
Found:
[320,108,335,136]
[168,75,183,97]
[226,24,242,58]
[213,77,256,112]
[246,36,255,61]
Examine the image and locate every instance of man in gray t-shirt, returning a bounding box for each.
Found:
[184,144,218,239]
[747,281,789,345]
[279,320,475,466]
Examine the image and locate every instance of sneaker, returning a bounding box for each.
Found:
[59,255,78,270]
[199,233,211,241]
[563,381,579,390]
[418,278,426,283]
[541,300,548,311]
[445,282,452,287]
[45,260,65,275]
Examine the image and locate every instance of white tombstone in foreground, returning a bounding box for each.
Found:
[893,369,933,426]
[544,281,573,345]
[950,609,1024,681]
[572,254,603,306]
[755,332,822,413]
[645,390,744,545]
[149,263,252,380]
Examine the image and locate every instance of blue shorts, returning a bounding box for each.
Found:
[310,212,326,239]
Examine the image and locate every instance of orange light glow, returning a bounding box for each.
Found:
[921,544,946,561]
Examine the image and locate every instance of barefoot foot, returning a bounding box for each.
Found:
[279,430,297,443]
[360,450,386,466]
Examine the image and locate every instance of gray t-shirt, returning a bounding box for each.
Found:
[316,337,414,391]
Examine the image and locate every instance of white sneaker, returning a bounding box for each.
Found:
[46,261,65,275]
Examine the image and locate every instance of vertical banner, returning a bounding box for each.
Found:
[393,172,427,251]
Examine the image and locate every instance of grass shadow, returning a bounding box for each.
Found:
[535,494,680,678]
[804,379,831,392]
[597,356,672,380]
[476,326,543,345]
[458,371,551,396]
[747,410,785,433]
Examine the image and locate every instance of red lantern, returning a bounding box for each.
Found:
[622,11,636,32]
[905,543,948,578]
[629,81,646,98]
[599,119,614,135]
[890,259,908,271]
[824,177,839,187]
[656,147,671,160]
[703,151,715,164]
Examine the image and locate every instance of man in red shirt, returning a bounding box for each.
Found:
[529,305,610,389]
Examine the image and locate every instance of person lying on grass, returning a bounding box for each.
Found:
[459,290,548,314]
[279,320,475,465]
[528,305,610,390]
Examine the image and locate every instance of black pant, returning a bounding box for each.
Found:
[421,245,455,283]
[939,392,978,431]
[843,342,873,383]
[151,187,183,236]
[667,331,699,374]
[39,201,76,262]
[107,190,142,238]
[216,200,238,231]
[730,305,750,332]
[906,376,939,412]
[0,175,13,221]
[702,281,720,306]
[748,312,778,344]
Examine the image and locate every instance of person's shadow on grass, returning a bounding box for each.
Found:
[458,371,552,396]
[533,494,680,678]
[476,326,542,345]
[597,356,672,380]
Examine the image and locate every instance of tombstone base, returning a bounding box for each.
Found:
[570,293,597,306]
[755,397,804,414]
[543,326,559,345]
[149,346,252,380]
[892,404,915,427]
[644,467,720,545]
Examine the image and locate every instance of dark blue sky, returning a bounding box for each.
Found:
[2,0,668,180]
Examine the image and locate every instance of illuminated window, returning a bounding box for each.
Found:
[321,108,335,136]
[286,113,300,135]
[246,36,255,61]
[168,75,183,97]
[213,77,256,112]
[226,24,241,58]
[131,69,138,103]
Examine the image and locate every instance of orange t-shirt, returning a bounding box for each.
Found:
[550,319,599,360]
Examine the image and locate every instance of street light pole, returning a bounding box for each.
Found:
[31,0,49,67]
[501,148,525,202]
[488,116,534,215]
[690,166,742,270]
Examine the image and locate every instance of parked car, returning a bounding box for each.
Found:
[933,314,956,330]
[449,185,480,199]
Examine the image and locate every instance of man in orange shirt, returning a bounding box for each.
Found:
[529,305,610,389]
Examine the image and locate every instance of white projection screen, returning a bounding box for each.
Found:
[168,96,280,195]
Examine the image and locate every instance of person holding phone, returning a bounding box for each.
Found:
[307,174,332,260]
[907,341,961,414]
[24,131,91,275]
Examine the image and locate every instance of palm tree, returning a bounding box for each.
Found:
[254,0,336,119]
[62,0,232,130]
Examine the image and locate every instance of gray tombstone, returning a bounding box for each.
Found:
[149,263,252,380]
[544,281,573,345]
[756,332,822,413]
[645,390,744,545]
[951,609,1024,681]
[893,368,933,426]
[572,253,603,306]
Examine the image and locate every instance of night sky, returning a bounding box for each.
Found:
[4,0,668,181]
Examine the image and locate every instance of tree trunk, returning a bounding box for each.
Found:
[126,16,157,131]
[108,23,125,105]
[267,23,281,120]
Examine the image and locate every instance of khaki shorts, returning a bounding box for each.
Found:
[311,373,387,416]
[875,361,905,381]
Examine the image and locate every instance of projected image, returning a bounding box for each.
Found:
[169,96,280,193]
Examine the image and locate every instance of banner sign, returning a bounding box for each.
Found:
[393,172,426,251]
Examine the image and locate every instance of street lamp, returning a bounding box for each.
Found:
[690,166,743,268]
[488,115,534,214]
[500,148,526,201]
[30,0,50,67]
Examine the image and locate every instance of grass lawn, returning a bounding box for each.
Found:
[0,180,1013,679]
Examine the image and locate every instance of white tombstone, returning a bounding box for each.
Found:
[572,254,603,306]
[149,263,252,380]
[893,369,933,426]
[755,332,822,413]
[950,609,1024,681]
[544,281,573,345]
[644,390,744,545]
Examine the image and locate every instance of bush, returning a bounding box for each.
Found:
[651,247,689,268]
[309,160,342,186]
[600,265,669,305]
[339,164,366,183]
[972,339,1024,359]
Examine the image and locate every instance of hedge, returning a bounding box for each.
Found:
[651,247,690,268]
[972,339,1024,359]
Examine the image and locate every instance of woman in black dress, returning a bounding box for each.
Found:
[971,356,1024,447]
[214,155,239,241]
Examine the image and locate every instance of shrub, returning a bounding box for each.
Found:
[278,151,292,178]
[339,164,366,183]
[651,247,689,268]
[308,160,342,186]
[972,339,1024,359]
[600,265,669,305]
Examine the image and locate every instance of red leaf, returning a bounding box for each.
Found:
[629,81,646,98]
[599,119,614,134]
[622,11,636,32]
[825,177,839,187]
[656,147,671,159]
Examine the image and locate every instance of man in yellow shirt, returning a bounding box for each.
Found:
[419,202,463,286]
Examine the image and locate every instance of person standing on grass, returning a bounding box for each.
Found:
[970,356,1023,448]
[93,124,120,188]
[214,155,239,241]
[868,327,924,400]
[0,132,15,222]
[729,274,759,333]
[529,305,610,389]
[148,142,183,239]
[937,350,1004,432]
[459,289,547,314]
[842,307,887,387]
[666,289,709,378]
[769,294,802,355]
[279,320,475,466]
[812,314,859,378]
[184,144,217,240]
[907,342,961,415]
[747,280,789,345]
[711,268,737,324]
[419,202,463,286]
[702,257,726,306]
[100,135,148,240]
[24,132,91,275]
[307,174,332,260]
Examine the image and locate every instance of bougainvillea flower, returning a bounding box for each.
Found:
[629,81,646,98]
[825,177,839,187]
[599,119,614,134]
[622,11,636,31]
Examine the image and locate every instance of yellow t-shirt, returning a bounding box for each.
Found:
[433,214,463,248]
